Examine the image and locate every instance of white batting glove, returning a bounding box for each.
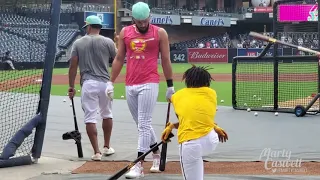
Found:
[106,81,114,100]
[166,87,175,102]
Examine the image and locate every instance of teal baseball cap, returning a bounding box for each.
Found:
[82,15,102,28]
[132,2,150,20]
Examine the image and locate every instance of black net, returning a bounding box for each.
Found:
[233,59,275,111]
[276,1,320,111]
[0,2,50,158]
[277,59,319,111]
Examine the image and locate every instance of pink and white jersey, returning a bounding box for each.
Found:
[123,24,160,86]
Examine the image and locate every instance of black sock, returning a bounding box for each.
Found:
[150,143,159,153]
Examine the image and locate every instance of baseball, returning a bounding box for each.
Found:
[220,100,224,103]
[254,112,258,116]
[77,90,80,92]
[244,103,247,106]
[63,99,66,102]
[121,95,124,98]
[69,103,72,107]
[253,95,257,98]
[275,112,278,116]
[66,93,68,96]
[247,108,251,112]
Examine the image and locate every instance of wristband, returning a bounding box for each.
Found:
[166,79,173,87]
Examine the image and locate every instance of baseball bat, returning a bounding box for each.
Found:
[159,103,171,171]
[249,31,320,55]
[71,98,83,158]
[107,133,174,180]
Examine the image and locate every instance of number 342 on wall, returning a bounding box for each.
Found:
[173,54,185,62]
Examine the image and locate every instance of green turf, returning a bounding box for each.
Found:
[12,80,315,108]
[3,63,319,108]
[235,81,317,108]
[45,82,232,106]
[0,70,42,82]
[2,62,316,83]
[49,63,233,76]
[236,62,318,74]
[9,79,317,108]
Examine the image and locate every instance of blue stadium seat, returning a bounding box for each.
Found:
[0,13,80,62]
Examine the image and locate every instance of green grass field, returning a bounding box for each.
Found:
[2,63,319,107]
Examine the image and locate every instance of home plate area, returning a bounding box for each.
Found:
[38,97,320,180]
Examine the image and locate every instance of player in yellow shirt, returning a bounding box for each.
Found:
[161,65,228,180]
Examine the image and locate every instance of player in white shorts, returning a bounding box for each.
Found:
[68,15,117,161]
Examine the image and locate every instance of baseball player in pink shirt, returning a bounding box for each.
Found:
[111,2,174,179]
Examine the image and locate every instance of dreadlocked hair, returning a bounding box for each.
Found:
[182,64,214,88]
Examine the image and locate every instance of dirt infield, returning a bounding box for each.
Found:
[51,73,232,85]
[237,73,318,82]
[278,96,320,110]
[0,74,42,91]
[72,161,320,176]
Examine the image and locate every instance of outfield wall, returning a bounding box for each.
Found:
[170,48,317,63]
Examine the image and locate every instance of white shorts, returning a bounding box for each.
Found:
[81,79,113,124]
[179,130,219,180]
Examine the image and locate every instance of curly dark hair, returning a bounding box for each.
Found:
[182,64,214,88]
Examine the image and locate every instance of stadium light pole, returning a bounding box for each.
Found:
[317,0,320,93]
[114,0,117,33]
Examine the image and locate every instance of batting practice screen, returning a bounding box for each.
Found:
[0,0,61,167]
[232,0,320,113]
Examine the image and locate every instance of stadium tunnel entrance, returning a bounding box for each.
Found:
[99,29,116,66]
[100,29,115,40]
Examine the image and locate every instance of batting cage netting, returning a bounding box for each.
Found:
[0,0,61,167]
[232,0,320,113]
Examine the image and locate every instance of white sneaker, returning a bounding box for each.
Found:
[125,161,144,179]
[103,147,115,156]
[150,154,161,173]
[91,153,102,161]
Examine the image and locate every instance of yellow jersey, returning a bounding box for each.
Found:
[171,87,217,144]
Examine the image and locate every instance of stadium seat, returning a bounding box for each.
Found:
[0,13,80,62]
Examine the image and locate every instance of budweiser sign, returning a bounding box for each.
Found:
[187,48,228,63]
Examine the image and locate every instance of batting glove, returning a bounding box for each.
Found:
[166,87,175,102]
[161,122,175,142]
[214,126,228,143]
[106,81,114,100]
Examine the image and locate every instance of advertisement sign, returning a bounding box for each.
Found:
[191,16,231,27]
[278,4,318,22]
[84,11,114,29]
[170,50,187,63]
[292,48,318,56]
[248,7,273,13]
[187,48,228,63]
[150,14,181,25]
[254,7,273,13]
[237,48,283,56]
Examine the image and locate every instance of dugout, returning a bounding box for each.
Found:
[232,0,320,114]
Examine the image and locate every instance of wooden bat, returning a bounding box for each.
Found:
[249,31,320,55]
[71,98,83,158]
[107,133,174,180]
[159,103,171,171]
